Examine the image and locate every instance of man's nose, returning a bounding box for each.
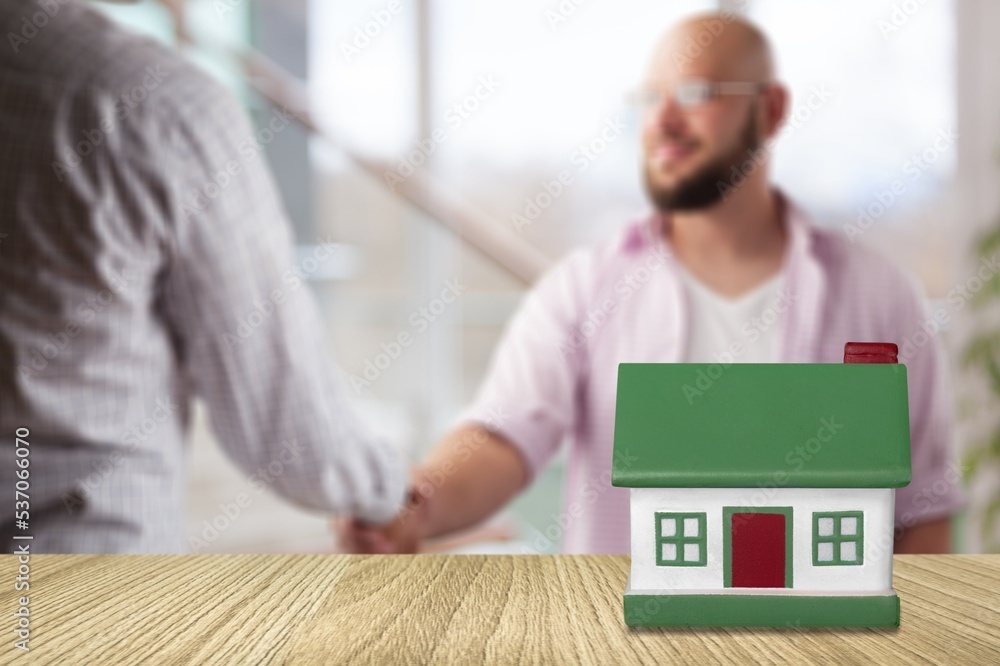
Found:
[652,94,687,134]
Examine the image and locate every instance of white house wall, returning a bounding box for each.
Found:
[629,487,895,593]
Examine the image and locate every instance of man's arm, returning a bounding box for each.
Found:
[151,68,405,523]
[341,425,528,553]
[895,516,951,554]
[338,249,596,552]
[417,425,529,538]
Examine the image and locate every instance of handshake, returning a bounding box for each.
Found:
[332,469,434,554]
[331,425,529,554]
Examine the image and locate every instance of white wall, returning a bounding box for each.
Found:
[628,488,895,593]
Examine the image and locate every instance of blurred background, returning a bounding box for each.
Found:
[95,0,1000,554]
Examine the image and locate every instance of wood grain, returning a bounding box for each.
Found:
[1,555,997,665]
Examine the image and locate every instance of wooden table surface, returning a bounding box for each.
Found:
[1,554,997,665]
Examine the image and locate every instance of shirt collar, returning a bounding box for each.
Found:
[623,189,817,266]
[622,190,827,362]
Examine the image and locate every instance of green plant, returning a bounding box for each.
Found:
[961,221,1000,552]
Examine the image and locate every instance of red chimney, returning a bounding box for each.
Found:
[844,342,898,364]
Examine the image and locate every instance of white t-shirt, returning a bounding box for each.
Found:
[678,268,786,364]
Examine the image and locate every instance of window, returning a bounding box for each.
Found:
[749,0,956,221]
[813,511,864,566]
[655,512,706,566]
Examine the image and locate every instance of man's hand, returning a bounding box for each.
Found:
[330,468,433,555]
[333,473,433,553]
[332,424,529,553]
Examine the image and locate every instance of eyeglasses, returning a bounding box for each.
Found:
[628,79,770,111]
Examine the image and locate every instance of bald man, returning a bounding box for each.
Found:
[339,13,963,554]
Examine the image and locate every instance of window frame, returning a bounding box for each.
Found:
[655,511,707,567]
[812,510,864,566]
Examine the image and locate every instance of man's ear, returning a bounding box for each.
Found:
[764,83,790,140]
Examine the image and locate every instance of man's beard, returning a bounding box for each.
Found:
[644,105,761,212]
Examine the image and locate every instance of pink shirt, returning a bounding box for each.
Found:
[459,196,964,554]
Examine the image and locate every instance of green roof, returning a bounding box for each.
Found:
[611,363,912,488]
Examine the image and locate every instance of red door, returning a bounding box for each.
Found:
[731,512,787,587]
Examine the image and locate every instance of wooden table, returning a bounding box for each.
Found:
[1,555,997,664]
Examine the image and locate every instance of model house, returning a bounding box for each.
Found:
[612,342,911,627]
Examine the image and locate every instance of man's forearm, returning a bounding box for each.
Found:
[415,425,530,540]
